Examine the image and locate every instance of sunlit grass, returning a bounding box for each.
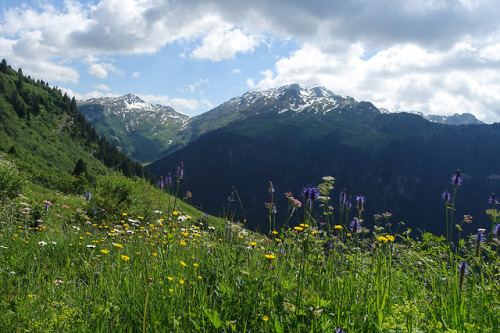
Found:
[1,177,500,332]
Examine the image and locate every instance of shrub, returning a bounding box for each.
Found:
[0,154,26,200]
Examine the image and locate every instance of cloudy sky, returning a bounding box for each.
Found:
[2,0,500,122]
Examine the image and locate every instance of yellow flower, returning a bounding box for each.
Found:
[172,211,179,216]
[101,249,109,254]
[334,225,343,230]
[180,241,187,246]
[299,223,309,228]
[378,236,388,243]
[250,241,257,247]
[28,294,33,298]
[122,213,127,216]
[121,255,130,261]
[265,254,276,261]
[182,232,189,237]
[113,243,123,248]
[262,315,269,322]
[180,261,187,267]
[168,277,174,281]
[386,235,395,242]
[275,238,282,243]
[271,230,278,235]
[152,252,158,256]
[169,289,173,292]
[197,276,203,279]
[179,279,184,285]
[193,263,199,268]
[294,226,304,232]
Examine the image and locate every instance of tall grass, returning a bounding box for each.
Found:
[1,171,500,332]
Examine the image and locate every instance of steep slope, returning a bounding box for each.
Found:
[147,92,500,236]
[78,94,188,162]
[0,59,153,192]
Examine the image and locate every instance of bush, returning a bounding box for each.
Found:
[0,154,26,200]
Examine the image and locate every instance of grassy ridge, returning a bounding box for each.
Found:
[1,163,500,332]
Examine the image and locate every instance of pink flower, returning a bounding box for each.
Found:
[53,279,64,286]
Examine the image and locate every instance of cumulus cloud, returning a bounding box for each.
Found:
[138,94,199,114]
[2,0,500,121]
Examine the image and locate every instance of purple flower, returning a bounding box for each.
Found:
[339,189,346,207]
[157,177,164,190]
[176,162,184,179]
[451,169,462,187]
[336,327,346,333]
[356,195,365,212]
[165,174,173,186]
[45,203,50,212]
[228,194,235,202]
[85,191,91,201]
[349,219,360,233]
[489,193,497,205]
[494,224,500,239]
[302,186,320,208]
[475,231,483,257]
[268,181,275,194]
[442,190,451,202]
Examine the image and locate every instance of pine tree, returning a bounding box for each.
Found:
[16,68,24,90]
[72,158,88,177]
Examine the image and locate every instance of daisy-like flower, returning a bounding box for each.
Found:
[386,235,395,242]
[101,249,109,254]
[121,255,130,261]
[113,243,123,248]
[265,254,276,261]
[262,316,269,322]
[334,225,343,230]
[180,261,187,267]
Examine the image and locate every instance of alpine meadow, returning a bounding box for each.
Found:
[2,58,500,333]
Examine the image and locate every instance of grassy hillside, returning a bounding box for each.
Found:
[0,59,154,193]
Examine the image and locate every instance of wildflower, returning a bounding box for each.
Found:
[336,327,346,333]
[227,193,235,202]
[463,215,473,224]
[86,245,96,248]
[197,276,203,279]
[85,191,91,201]
[121,255,130,261]
[294,226,304,232]
[451,169,462,187]
[271,230,279,235]
[38,241,47,246]
[179,279,184,285]
[475,231,483,257]
[265,254,276,261]
[173,211,179,216]
[378,236,388,243]
[349,219,360,234]
[356,195,365,212]
[442,190,451,202]
[186,191,192,198]
[101,249,109,254]
[250,241,257,248]
[176,162,184,179]
[458,261,467,290]
[302,186,320,208]
[53,279,64,286]
[193,263,199,268]
[113,243,123,248]
[180,261,187,267]
[339,189,347,207]
[299,223,309,228]
[262,315,269,322]
[168,277,174,281]
[268,181,275,194]
[334,225,343,230]
[152,252,158,256]
[165,173,173,186]
[489,193,498,205]
[386,235,395,242]
[494,224,500,239]
[157,177,164,190]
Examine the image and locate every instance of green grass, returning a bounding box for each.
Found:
[1,173,500,332]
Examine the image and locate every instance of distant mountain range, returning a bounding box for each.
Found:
[77,85,483,163]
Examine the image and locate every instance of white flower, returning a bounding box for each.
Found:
[86,245,96,248]
[0,246,7,249]
[72,226,80,231]
[38,241,47,246]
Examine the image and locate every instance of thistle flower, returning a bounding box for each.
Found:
[458,261,467,290]
[349,219,360,234]
[451,169,462,187]
[356,195,365,212]
[489,193,497,205]
[442,190,451,202]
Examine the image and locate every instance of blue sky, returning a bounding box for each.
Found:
[2,0,500,122]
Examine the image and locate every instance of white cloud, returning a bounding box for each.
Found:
[187,78,209,92]
[87,62,122,79]
[93,83,111,91]
[132,72,140,78]
[138,94,199,113]
[231,68,241,74]
[191,28,258,61]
